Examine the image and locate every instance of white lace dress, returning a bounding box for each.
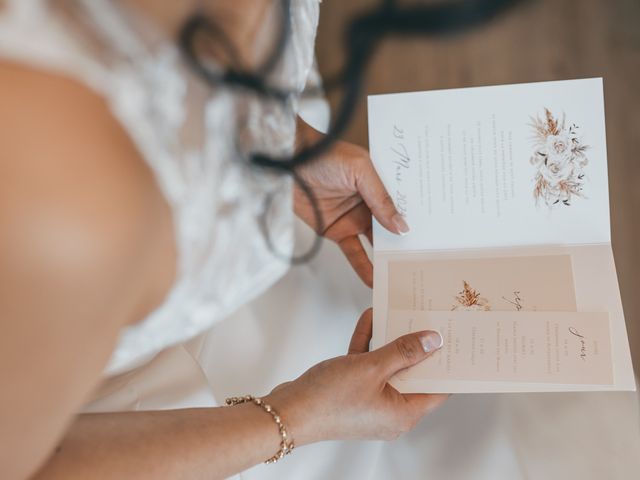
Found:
[0,0,320,375]
[2,2,639,480]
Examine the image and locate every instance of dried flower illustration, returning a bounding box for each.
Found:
[529,108,589,207]
[451,281,491,311]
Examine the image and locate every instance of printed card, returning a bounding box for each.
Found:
[387,310,613,386]
[368,79,636,392]
[368,78,611,252]
[388,254,576,312]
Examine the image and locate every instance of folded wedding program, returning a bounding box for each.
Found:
[368,78,636,393]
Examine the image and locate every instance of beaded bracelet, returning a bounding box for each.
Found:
[225,395,295,464]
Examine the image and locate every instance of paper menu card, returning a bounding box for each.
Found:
[368,79,636,392]
[389,310,613,386]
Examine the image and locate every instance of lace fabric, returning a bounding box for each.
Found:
[0,0,321,374]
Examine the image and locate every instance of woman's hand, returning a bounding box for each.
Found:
[264,309,447,446]
[293,118,409,287]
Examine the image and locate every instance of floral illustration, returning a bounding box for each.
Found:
[529,108,589,207]
[451,281,491,311]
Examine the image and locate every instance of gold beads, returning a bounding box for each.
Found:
[224,395,295,464]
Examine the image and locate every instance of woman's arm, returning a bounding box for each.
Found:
[34,404,288,480]
[33,311,446,480]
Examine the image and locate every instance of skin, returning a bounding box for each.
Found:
[295,119,410,287]
[0,1,446,479]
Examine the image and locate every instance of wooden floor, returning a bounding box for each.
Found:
[315,0,640,372]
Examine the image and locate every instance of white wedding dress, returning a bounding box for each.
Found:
[1,1,638,479]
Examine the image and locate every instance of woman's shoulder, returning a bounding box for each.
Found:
[0,60,178,479]
[0,59,176,327]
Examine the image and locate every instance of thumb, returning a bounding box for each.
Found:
[370,330,443,378]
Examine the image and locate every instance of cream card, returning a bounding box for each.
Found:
[368,79,636,392]
[387,310,613,386]
[388,254,576,312]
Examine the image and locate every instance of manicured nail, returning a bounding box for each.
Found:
[392,213,410,236]
[420,331,443,353]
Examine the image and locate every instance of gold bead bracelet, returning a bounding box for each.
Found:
[225,395,294,464]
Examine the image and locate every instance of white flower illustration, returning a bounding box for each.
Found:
[529,109,589,207]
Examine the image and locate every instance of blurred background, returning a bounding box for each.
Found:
[315,0,640,374]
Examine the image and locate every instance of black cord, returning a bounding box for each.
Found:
[178,0,527,264]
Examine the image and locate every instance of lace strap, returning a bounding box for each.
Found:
[0,0,114,94]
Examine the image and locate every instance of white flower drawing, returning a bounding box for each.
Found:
[530,108,589,207]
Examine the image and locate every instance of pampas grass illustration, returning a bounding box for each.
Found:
[451,281,491,311]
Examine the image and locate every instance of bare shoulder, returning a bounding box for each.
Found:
[0,59,177,326]
[0,60,177,478]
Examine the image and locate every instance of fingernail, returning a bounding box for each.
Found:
[420,331,443,353]
[392,213,410,236]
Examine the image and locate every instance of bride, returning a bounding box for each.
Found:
[0,1,449,478]
[3,1,639,479]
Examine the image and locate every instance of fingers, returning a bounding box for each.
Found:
[338,236,373,287]
[348,308,374,354]
[323,202,373,287]
[365,226,373,245]
[355,157,410,236]
[370,330,443,378]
